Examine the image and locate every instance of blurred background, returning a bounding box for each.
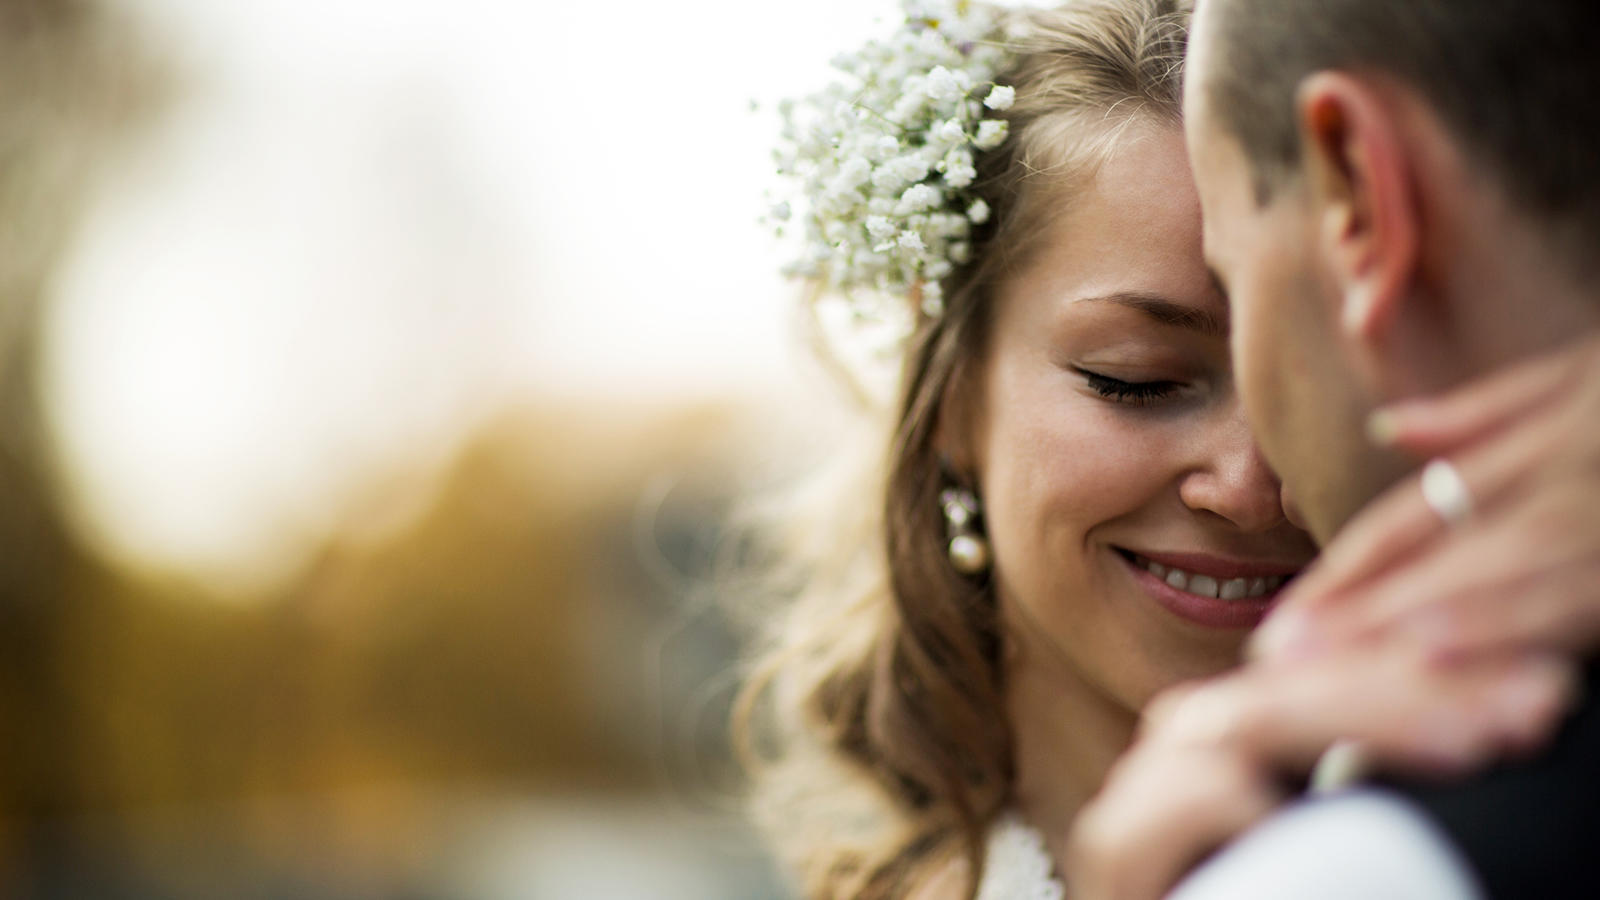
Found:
[0,0,916,896]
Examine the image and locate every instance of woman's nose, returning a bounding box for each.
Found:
[1178,412,1289,533]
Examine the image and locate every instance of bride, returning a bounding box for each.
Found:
[739,1,1597,897]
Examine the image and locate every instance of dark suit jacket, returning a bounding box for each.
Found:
[1389,660,1600,898]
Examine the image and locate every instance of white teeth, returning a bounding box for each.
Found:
[1134,554,1292,601]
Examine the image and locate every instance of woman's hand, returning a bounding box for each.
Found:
[1063,648,1576,900]
[1252,333,1600,663]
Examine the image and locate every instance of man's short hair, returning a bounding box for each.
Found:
[1200,0,1600,268]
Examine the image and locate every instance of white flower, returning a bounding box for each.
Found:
[983,85,1016,111]
[924,65,965,101]
[838,156,871,185]
[890,92,926,124]
[865,215,897,239]
[942,148,977,189]
[915,27,949,59]
[974,119,1009,150]
[931,212,967,237]
[896,183,942,215]
[873,154,932,191]
[771,0,1016,317]
[920,280,945,317]
[933,118,966,146]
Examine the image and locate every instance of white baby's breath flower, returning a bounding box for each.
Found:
[925,65,965,101]
[873,154,932,192]
[838,156,871,185]
[920,280,945,317]
[931,212,966,237]
[942,148,977,189]
[771,0,1016,319]
[974,119,1009,149]
[896,183,942,215]
[933,118,967,146]
[983,84,1016,110]
[890,93,925,125]
[865,215,897,240]
[915,27,949,59]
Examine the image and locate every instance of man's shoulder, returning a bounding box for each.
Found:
[1392,659,1600,898]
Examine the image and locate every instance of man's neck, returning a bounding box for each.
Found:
[1406,170,1600,394]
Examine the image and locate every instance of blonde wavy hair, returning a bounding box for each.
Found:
[735,2,1191,897]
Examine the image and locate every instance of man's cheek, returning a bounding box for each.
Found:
[1232,294,1290,458]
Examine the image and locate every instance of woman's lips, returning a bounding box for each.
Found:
[1115,548,1302,630]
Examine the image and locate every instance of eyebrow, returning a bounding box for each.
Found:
[1078,291,1228,338]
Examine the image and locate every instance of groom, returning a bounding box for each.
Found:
[1172,0,1600,896]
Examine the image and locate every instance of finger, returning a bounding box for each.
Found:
[1253,473,1443,659]
[1253,426,1557,661]
[1156,651,1577,776]
[1370,334,1595,455]
[1278,486,1599,660]
[1385,564,1600,663]
[1069,748,1281,900]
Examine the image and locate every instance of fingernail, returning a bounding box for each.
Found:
[1365,409,1400,447]
[1309,739,1372,794]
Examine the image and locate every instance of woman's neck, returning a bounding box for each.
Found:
[1004,633,1140,864]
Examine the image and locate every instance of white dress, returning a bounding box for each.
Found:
[975,814,1066,900]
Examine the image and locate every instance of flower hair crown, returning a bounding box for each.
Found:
[769,0,1016,323]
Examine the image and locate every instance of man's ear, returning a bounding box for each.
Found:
[1295,72,1420,345]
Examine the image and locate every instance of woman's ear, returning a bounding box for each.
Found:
[1295,72,1420,346]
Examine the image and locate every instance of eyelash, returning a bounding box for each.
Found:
[1076,368,1183,406]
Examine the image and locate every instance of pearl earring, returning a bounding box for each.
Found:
[941,486,991,576]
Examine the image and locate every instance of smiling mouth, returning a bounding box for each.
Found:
[1114,549,1296,600]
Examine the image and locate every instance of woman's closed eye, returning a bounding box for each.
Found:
[1073,366,1185,406]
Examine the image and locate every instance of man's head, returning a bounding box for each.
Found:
[1184,0,1600,542]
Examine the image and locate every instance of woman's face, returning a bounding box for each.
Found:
[968,122,1318,711]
